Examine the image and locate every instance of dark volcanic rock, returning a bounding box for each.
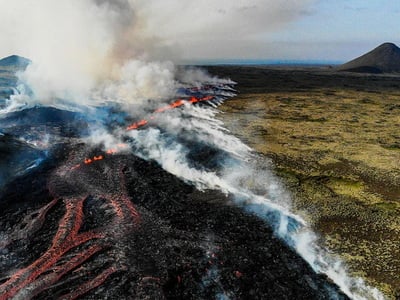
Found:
[338,42,400,73]
[0,142,349,299]
[0,55,30,69]
[0,107,90,138]
[0,134,47,190]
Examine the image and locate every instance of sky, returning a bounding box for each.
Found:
[0,0,399,63]
[176,0,400,62]
[263,0,400,62]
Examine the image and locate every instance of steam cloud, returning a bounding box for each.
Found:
[0,0,315,109]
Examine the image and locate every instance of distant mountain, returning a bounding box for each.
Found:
[338,43,400,73]
[0,55,31,68]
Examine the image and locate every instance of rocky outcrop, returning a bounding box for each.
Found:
[0,55,30,68]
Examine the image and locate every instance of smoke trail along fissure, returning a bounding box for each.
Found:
[125,102,385,300]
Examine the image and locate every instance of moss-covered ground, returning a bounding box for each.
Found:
[208,66,400,299]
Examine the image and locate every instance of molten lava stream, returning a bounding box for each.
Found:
[0,190,140,299]
[72,95,217,171]
[126,95,215,131]
[0,90,219,299]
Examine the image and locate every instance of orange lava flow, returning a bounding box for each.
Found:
[72,95,216,170]
[73,144,128,170]
[126,95,215,131]
[0,191,140,299]
[0,91,221,298]
[0,198,101,299]
[151,96,213,115]
[126,119,148,130]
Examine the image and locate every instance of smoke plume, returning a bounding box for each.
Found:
[0,0,316,109]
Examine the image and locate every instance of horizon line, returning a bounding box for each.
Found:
[0,54,344,67]
[182,58,344,66]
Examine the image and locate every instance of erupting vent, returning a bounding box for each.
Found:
[74,93,221,169]
[0,84,230,299]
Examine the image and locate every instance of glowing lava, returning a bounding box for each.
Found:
[127,95,215,130]
[0,85,227,298]
[73,94,217,170]
[0,167,140,299]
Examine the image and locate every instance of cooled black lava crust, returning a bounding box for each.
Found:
[0,141,348,299]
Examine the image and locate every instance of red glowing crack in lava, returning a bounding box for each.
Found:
[0,192,140,300]
[75,95,215,169]
[0,89,219,299]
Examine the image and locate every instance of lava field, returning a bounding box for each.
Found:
[0,138,349,299]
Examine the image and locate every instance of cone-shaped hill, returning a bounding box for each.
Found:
[0,55,30,68]
[338,42,400,73]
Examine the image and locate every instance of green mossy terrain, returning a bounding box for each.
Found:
[208,66,400,299]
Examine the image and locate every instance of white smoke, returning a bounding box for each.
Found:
[128,127,229,192]
[0,0,170,109]
[0,0,316,110]
[157,105,250,159]
[93,60,177,109]
[1,0,115,103]
[84,127,125,153]
[124,104,385,300]
[176,67,236,86]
